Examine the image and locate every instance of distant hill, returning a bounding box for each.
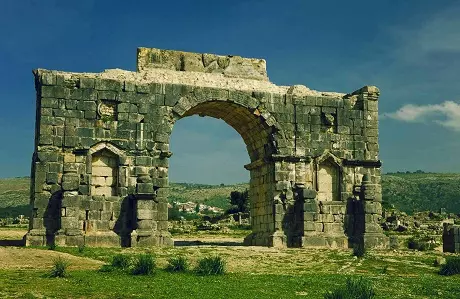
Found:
[382,172,460,214]
[0,177,30,218]
[1,173,460,218]
[0,178,248,218]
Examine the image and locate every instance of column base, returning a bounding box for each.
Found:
[24,229,47,246]
[352,233,389,249]
[301,235,348,248]
[243,231,287,247]
[84,231,119,247]
[130,230,173,247]
[362,233,389,249]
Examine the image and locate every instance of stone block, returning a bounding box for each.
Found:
[330,204,346,215]
[61,217,80,230]
[137,209,153,220]
[95,78,122,91]
[62,173,79,191]
[323,223,343,233]
[300,189,317,199]
[79,77,95,89]
[303,212,317,221]
[317,213,334,223]
[364,223,382,233]
[46,172,60,184]
[137,183,154,194]
[302,236,326,247]
[315,223,324,232]
[363,201,382,214]
[37,152,59,162]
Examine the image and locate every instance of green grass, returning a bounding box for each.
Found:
[166,255,189,272]
[53,246,123,263]
[111,254,132,270]
[0,269,459,298]
[49,257,69,278]
[1,246,460,298]
[131,254,156,275]
[325,277,375,299]
[195,256,226,275]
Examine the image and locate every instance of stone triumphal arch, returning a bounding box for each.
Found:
[26,47,387,249]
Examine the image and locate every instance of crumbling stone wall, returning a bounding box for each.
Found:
[443,223,460,253]
[26,47,387,248]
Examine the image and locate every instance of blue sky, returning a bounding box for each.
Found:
[1,0,459,183]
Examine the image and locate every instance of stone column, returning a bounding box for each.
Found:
[59,167,83,246]
[357,174,388,248]
[299,188,322,247]
[131,194,156,246]
[58,195,83,246]
[132,192,172,247]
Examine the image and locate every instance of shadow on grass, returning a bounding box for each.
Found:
[174,240,244,247]
[0,239,25,246]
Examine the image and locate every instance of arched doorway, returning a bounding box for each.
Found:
[169,100,281,246]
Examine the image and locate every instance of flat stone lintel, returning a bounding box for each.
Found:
[271,154,312,163]
[343,159,382,167]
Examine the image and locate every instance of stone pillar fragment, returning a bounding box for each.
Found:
[355,174,388,249]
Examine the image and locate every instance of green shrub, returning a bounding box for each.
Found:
[380,265,389,274]
[439,256,460,276]
[132,254,156,275]
[353,243,366,258]
[166,255,189,272]
[111,254,132,269]
[77,244,85,254]
[49,257,68,278]
[48,243,56,251]
[168,206,200,221]
[324,277,375,299]
[195,256,226,275]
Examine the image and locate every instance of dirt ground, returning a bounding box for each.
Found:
[0,228,444,276]
[0,247,103,270]
[0,229,27,240]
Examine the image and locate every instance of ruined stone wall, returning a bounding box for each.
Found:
[27,47,387,249]
[443,223,460,253]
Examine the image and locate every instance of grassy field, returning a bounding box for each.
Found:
[0,228,460,298]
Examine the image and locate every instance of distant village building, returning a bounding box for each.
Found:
[171,201,223,214]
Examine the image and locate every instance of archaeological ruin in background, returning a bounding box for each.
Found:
[26,47,387,249]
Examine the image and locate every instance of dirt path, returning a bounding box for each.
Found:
[0,229,27,240]
[0,247,103,270]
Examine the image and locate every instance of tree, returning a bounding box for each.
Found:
[195,203,200,214]
[229,189,249,213]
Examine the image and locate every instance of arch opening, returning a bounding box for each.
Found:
[182,101,276,162]
[169,101,278,246]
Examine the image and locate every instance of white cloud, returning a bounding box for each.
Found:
[382,101,460,131]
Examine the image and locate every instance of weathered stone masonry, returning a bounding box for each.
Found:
[26,47,387,248]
